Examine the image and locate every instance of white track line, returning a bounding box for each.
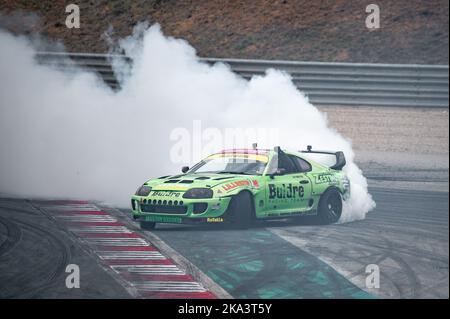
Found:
[42,204,100,211]
[69,226,132,233]
[57,215,118,222]
[97,251,166,260]
[133,282,206,292]
[111,265,185,275]
[84,238,150,246]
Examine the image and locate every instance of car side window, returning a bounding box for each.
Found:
[278,154,298,174]
[289,155,312,172]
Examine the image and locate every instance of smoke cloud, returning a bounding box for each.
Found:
[0,24,375,221]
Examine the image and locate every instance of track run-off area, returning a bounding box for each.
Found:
[0,186,447,299]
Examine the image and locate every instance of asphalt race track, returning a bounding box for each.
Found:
[0,187,448,298]
[0,200,130,298]
[271,188,449,298]
[148,188,449,299]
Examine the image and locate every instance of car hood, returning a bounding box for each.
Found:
[144,172,256,191]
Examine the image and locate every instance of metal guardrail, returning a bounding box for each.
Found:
[35,52,449,108]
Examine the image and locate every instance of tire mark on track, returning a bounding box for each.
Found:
[0,215,22,257]
[372,235,422,298]
[0,205,38,216]
[270,210,444,299]
[8,218,71,298]
[0,204,72,299]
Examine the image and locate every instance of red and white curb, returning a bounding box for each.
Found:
[37,200,216,299]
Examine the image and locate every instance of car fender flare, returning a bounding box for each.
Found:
[237,190,256,216]
[223,190,256,220]
[322,186,343,197]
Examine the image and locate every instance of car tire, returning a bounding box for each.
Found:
[140,221,156,230]
[317,188,342,224]
[228,192,253,229]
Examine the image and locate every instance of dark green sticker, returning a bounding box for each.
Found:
[145,215,182,223]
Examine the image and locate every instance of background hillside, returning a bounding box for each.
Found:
[0,0,448,64]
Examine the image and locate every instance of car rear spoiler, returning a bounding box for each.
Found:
[300,145,346,170]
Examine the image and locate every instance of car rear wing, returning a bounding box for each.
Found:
[300,145,346,170]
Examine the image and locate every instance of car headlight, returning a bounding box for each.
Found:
[182,188,213,199]
[135,185,152,196]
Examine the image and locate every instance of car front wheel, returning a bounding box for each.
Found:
[228,192,253,229]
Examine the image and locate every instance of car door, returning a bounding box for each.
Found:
[264,153,313,216]
[288,155,313,209]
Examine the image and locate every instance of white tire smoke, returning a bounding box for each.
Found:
[0,24,375,221]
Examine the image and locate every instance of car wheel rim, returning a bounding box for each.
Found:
[327,194,341,220]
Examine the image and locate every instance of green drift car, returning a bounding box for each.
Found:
[131,146,350,229]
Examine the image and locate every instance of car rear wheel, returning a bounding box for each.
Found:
[317,189,342,224]
[140,221,156,230]
[228,192,253,229]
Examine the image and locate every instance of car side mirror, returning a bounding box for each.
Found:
[181,166,189,173]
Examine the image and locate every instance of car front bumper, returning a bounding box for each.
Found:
[131,195,232,224]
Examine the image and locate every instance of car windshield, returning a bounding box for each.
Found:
[189,153,268,175]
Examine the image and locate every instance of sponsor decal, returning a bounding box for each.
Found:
[252,180,260,188]
[268,183,304,200]
[145,215,182,223]
[207,217,224,223]
[222,180,250,191]
[314,173,338,184]
[150,191,182,198]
